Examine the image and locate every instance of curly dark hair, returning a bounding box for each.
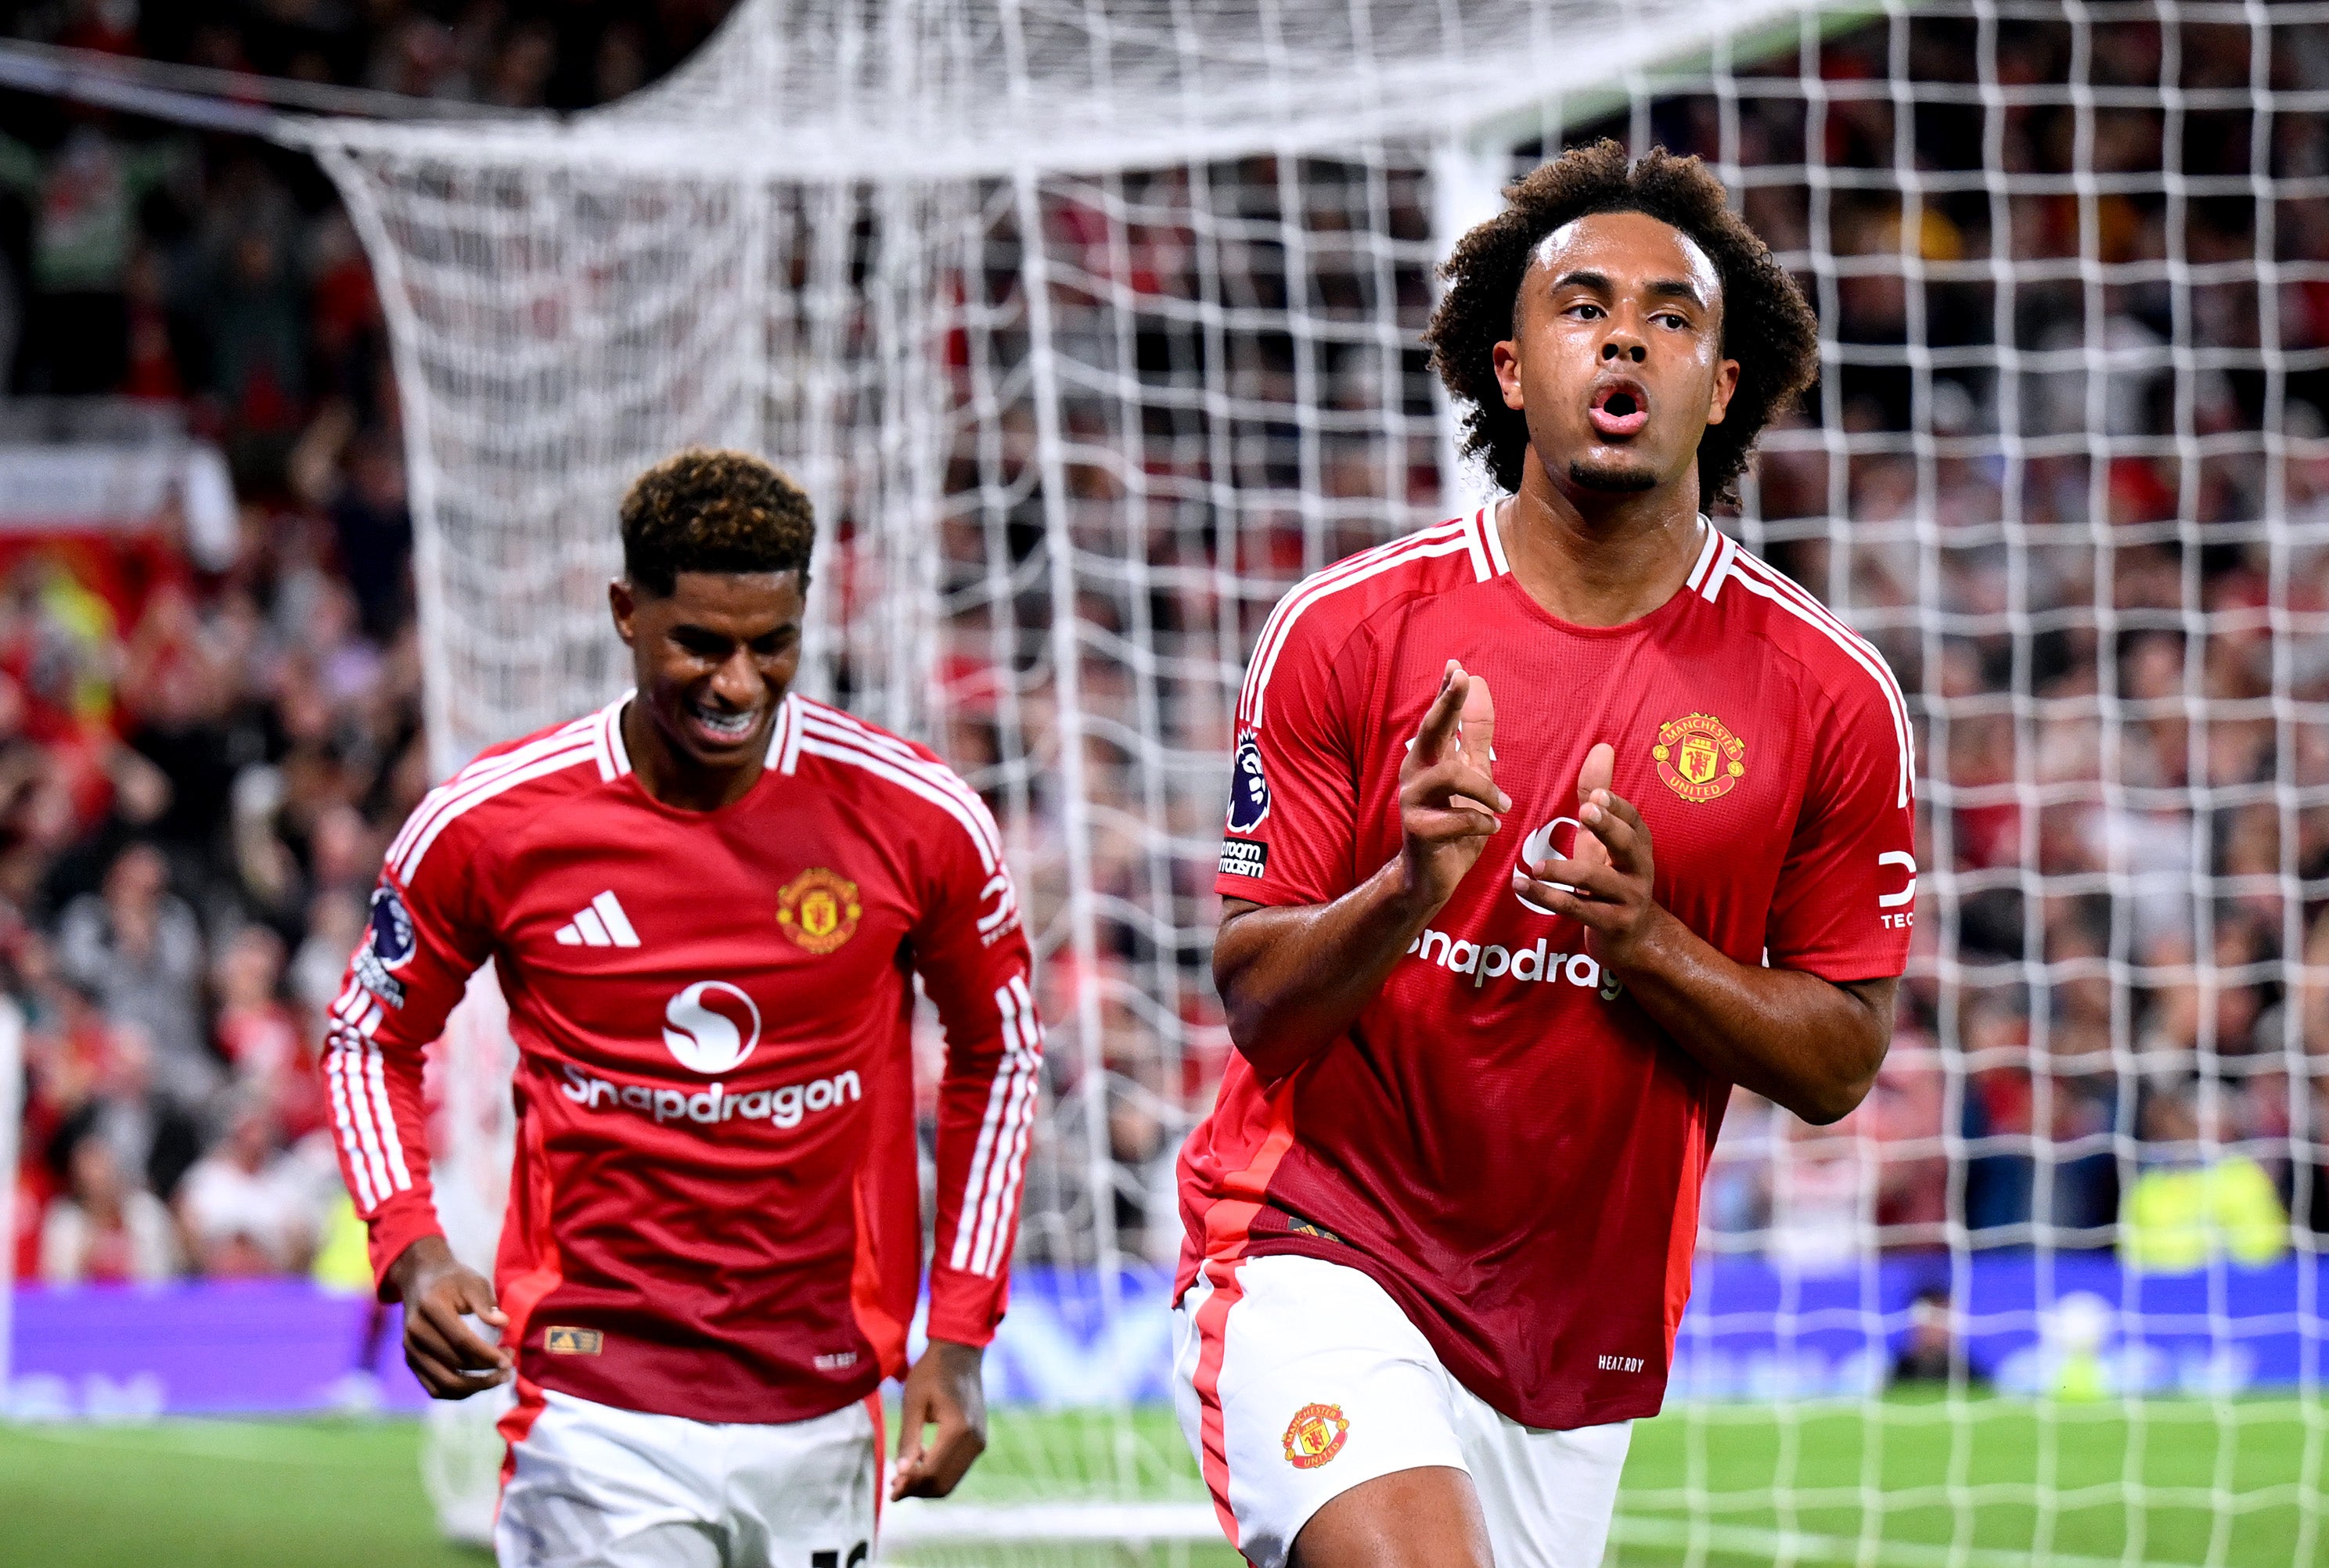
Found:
[619,447,815,595]
[1424,139,1820,510]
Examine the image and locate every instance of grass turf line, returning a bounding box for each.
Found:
[2,1396,2320,1567]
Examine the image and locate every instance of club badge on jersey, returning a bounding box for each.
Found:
[1651,711,1748,804]
[776,868,862,954]
[355,879,416,1008]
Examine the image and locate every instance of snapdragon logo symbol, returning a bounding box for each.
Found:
[662,981,761,1075]
[1514,817,1585,915]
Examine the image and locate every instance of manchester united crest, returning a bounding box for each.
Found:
[1281,1402,1349,1469]
[1652,712,1747,804]
[777,868,862,955]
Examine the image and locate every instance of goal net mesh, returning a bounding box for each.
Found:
[288,2,2327,1563]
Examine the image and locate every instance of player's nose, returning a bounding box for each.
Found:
[1600,336,1647,365]
[709,648,764,703]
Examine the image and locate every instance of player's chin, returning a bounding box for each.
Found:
[1565,451,1663,494]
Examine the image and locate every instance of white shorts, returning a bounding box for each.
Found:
[1172,1254,1632,1568]
[495,1386,882,1568]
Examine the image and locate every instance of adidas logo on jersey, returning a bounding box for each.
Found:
[556,890,641,948]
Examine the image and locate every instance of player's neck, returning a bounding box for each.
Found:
[621,699,765,812]
[1497,453,1706,628]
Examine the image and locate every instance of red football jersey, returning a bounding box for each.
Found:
[324,692,1042,1425]
[1182,508,1916,1430]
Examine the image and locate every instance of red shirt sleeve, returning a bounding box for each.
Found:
[1214,594,1367,907]
[906,773,1041,1348]
[1763,668,1917,982]
[321,799,496,1296]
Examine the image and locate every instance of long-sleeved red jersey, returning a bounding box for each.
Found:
[324,692,1042,1426]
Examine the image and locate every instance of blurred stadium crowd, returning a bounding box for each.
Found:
[1685,16,2329,1272]
[0,5,2324,1293]
[0,1,737,1287]
[1009,15,2329,1273]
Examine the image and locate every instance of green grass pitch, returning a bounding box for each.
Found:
[1,1396,2318,1566]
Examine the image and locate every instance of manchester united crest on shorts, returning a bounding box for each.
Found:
[1652,712,1747,804]
[777,868,862,954]
[1281,1402,1349,1469]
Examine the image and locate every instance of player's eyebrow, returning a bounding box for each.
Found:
[1642,277,1708,307]
[1547,270,1709,311]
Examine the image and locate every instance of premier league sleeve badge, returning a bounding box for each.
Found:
[354,879,416,1008]
[1226,733,1271,834]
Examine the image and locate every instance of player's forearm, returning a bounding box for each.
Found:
[1215,860,1442,1081]
[1605,908,1892,1124]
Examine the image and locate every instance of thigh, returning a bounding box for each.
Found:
[1172,1253,1474,1568]
[722,1394,881,1568]
[1456,1396,1632,1568]
[1288,1465,1492,1568]
[496,1391,724,1568]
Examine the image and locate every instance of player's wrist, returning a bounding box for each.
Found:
[1385,847,1454,923]
[1599,901,1685,978]
[383,1232,456,1300]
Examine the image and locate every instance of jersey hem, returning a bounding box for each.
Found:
[520,1354,884,1428]
[1211,872,1327,907]
[1767,948,1911,985]
[1233,1232,1670,1432]
[923,1308,1000,1348]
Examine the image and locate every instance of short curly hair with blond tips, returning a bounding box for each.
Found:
[619,448,815,596]
[1423,139,1820,512]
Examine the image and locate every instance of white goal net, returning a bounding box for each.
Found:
[286,2,2327,1563]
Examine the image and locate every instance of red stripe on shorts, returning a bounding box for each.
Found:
[495,1374,548,1503]
[865,1390,887,1537]
[1190,1256,1250,1552]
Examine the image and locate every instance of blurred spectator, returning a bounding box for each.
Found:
[329,432,412,640]
[56,841,213,1108]
[39,1120,177,1285]
[213,924,322,1139]
[0,120,188,394]
[2119,1083,2288,1274]
[203,225,305,435]
[1767,1114,1870,1272]
[175,1093,316,1277]
[1891,1288,1971,1385]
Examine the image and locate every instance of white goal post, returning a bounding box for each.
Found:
[280,2,2329,1563]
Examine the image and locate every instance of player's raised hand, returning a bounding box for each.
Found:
[1397,659,1510,913]
[1568,741,1617,877]
[386,1234,513,1399]
[1510,741,1666,968]
[891,1337,989,1500]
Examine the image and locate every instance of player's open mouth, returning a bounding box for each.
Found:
[686,699,760,745]
[1588,379,1650,438]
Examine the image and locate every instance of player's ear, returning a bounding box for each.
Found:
[609,577,639,646]
[1493,337,1524,411]
[1704,355,1741,426]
